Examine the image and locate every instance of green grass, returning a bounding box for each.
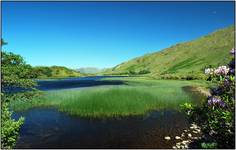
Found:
[10,78,211,118]
[103,25,234,76]
[33,66,83,79]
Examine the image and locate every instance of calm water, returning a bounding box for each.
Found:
[13,109,189,148]
[3,76,126,92]
[36,76,126,91]
[12,77,205,148]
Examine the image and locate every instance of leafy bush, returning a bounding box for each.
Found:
[1,42,38,149]
[128,70,137,75]
[1,103,24,149]
[201,142,217,149]
[182,48,235,148]
[138,69,151,74]
[160,73,206,80]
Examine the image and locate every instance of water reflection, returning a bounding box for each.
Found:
[13,109,189,148]
[36,76,126,91]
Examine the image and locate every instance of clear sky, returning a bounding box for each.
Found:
[2,2,234,69]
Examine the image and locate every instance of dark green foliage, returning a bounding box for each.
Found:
[160,73,206,80]
[201,142,217,149]
[1,103,24,149]
[127,69,151,75]
[1,51,37,93]
[1,45,38,148]
[138,69,151,74]
[128,70,137,75]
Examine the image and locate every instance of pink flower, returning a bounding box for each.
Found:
[214,66,229,76]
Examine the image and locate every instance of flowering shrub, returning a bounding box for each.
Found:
[207,96,226,107]
[205,65,230,81]
[182,48,235,148]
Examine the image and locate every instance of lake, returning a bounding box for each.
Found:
[36,76,127,90]
[12,76,202,148]
[13,108,189,148]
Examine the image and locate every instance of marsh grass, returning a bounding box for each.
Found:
[10,79,210,118]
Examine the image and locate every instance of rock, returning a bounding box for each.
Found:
[181,133,185,137]
[193,130,198,134]
[196,129,201,132]
[190,123,198,129]
[164,136,171,140]
[182,140,190,144]
[192,137,199,140]
[172,146,177,149]
[175,136,181,140]
[188,133,192,137]
[184,129,188,132]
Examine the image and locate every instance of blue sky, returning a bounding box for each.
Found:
[2,2,234,69]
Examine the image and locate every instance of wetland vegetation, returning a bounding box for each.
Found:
[10,78,211,118]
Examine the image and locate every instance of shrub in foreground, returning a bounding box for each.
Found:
[182,48,235,148]
[1,44,38,149]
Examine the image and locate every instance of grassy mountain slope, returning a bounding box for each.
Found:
[33,66,83,79]
[104,25,234,77]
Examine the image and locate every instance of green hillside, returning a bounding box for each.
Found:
[33,66,83,79]
[104,25,234,78]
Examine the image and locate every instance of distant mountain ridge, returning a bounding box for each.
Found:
[77,67,107,74]
[104,25,235,77]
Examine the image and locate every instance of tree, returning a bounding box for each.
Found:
[1,41,38,148]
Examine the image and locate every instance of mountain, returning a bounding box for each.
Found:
[33,66,83,79]
[77,67,107,74]
[104,25,235,78]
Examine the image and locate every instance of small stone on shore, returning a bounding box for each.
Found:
[193,130,198,134]
[175,136,181,140]
[164,136,171,140]
[196,129,201,132]
[192,137,199,140]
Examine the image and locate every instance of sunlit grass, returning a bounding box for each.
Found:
[10,78,210,118]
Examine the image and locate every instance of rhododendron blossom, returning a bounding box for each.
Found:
[207,96,225,107]
[214,66,229,76]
